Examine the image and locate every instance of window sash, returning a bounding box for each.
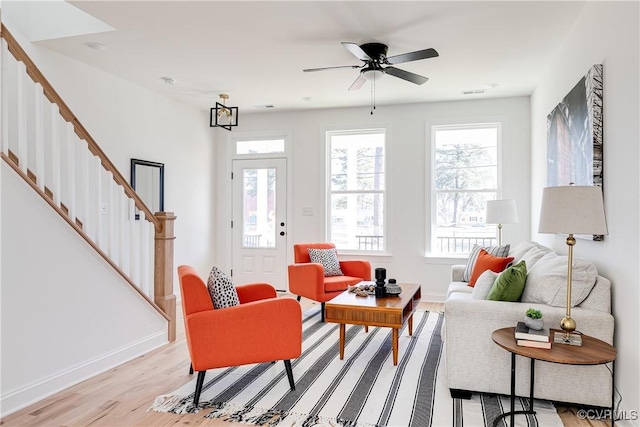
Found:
[327,129,386,252]
[431,123,501,255]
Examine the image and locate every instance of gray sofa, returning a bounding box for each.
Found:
[443,241,614,408]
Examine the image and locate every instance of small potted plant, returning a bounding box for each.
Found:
[524,308,544,330]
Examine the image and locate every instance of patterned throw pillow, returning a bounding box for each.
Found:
[462,243,511,282]
[308,248,344,277]
[206,266,240,309]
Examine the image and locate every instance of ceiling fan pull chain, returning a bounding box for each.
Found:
[373,79,376,112]
[370,79,377,115]
[370,79,374,115]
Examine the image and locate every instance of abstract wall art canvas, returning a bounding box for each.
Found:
[546,64,604,241]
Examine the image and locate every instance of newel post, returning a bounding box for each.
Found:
[154,212,177,342]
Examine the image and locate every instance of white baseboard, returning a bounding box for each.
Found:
[420,292,446,303]
[0,331,167,417]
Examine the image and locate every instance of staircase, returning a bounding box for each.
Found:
[1,23,177,415]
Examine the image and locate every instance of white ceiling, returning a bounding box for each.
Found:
[4,1,587,114]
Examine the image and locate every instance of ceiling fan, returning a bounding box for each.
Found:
[303,42,439,90]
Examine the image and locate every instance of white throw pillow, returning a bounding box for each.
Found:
[509,241,552,265]
[308,248,344,277]
[471,270,499,300]
[508,241,538,262]
[521,252,598,307]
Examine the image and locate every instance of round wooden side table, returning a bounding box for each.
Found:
[492,327,616,427]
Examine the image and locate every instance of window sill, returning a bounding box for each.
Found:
[423,254,468,265]
[339,252,393,259]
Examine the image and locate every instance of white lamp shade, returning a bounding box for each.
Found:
[485,199,519,224]
[538,186,608,235]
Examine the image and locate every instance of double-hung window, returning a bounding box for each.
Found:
[431,123,500,255]
[327,129,385,252]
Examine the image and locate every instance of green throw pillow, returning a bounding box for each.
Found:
[487,260,527,301]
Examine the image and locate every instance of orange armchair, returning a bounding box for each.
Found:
[288,243,371,321]
[178,265,302,406]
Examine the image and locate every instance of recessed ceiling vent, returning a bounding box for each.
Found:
[462,89,486,95]
[84,41,107,51]
[254,105,275,109]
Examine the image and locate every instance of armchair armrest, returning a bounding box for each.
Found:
[186,298,302,370]
[287,263,325,300]
[340,260,371,280]
[236,283,277,304]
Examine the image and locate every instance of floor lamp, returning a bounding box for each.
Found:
[538,185,608,345]
[485,199,518,246]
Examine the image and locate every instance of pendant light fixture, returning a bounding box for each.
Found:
[210,94,239,131]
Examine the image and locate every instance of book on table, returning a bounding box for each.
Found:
[516,339,552,349]
[515,321,550,342]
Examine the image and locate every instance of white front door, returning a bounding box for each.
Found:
[232,158,288,291]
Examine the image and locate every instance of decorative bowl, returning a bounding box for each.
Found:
[385,284,402,296]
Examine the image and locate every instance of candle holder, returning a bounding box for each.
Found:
[374,268,387,297]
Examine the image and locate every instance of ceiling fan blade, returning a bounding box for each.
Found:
[348,74,367,91]
[384,66,429,85]
[386,48,439,65]
[341,42,373,62]
[303,65,362,72]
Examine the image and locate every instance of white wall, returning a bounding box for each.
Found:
[4,22,217,288]
[0,164,168,415]
[530,2,639,422]
[214,97,531,301]
[0,21,217,415]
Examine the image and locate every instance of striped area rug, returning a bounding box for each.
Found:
[150,306,562,427]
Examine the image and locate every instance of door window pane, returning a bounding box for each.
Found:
[243,168,276,248]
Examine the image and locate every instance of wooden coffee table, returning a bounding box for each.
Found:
[324,283,421,365]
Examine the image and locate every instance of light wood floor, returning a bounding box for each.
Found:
[0,297,606,427]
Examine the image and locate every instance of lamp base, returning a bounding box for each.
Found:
[553,330,583,346]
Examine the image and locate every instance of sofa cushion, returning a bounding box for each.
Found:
[487,260,527,301]
[462,244,510,282]
[308,248,344,276]
[579,276,611,312]
[447,281,473,299]
[324,275,363,292]
[521,252,598,307]
[207,266,240,309]
[469,249,514,286]
[471,270,499,300]
[446,291,472,301]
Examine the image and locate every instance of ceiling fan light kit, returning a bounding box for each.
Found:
[303,41,439,114]
[210,94,239,131]
[362,68,384,81]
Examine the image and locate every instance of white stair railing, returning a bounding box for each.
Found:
[0,24,176,340]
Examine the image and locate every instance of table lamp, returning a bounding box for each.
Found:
[485,199,519,246]
[538,185,608,345]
